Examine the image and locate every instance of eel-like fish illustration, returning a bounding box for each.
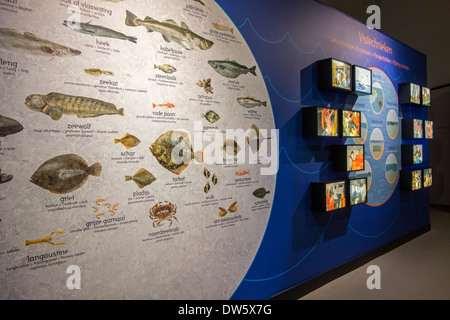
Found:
[25,92,124,120]
[208,59,256,78]
[0,28,81,57]
[125,10,213,50]
[63,21,137,43]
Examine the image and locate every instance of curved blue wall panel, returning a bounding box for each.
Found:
[216,0,430,299]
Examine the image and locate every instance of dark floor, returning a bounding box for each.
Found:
[300,205,450,300]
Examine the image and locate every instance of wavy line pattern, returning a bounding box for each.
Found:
[244,214,333,282]
[236,15,417,285]
[348,209,400,238]
[264,75,345,108]
[238,17,409,86]
[237,17,327,56]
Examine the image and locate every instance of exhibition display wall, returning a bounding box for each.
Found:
[0,0,430,300]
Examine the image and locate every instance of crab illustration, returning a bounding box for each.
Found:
[149,201,178,228]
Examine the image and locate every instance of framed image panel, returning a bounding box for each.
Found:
[400,169,422,191]
[317,58,352,92]
[398,82,421,105]
[333,144,365,172]
[341,110,361,137]
[348,177,368,206]
[423,168,432,188]
[311,180,347,212]
[302,106,339,137]
[425,120,433,139]
[402,118,423,139]
[422,87,431,106]
[352,65,372,95]
[401,144,423,165]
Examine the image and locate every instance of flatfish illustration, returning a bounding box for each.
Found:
[30,154,101,194]
[125,168,156,189]
[150,131,202,175]
[114,133,141,149]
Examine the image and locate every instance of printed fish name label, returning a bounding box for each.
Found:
[83,216,136,234]
[184,4,207,19]
[206,214,249,229]
[142,227,184,244]
[45,199,87,212]
[128,190,155,205]
[111,151,144,164]
[165,176,192,189]
[223,79,244,91]
[243,110,262,120]
[157,45,185,61]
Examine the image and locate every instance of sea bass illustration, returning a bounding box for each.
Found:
[30,154,102,194]
[25,92,124,120]
[0,114,23,137]
[125,10,213,50]
[63,21,137,43]
[237,96,267,108]
[0,28,81,57]
[208,59,256,78]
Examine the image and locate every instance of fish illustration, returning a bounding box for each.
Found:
[208,59,256,78]
[212,23,233,34]
[237,96,267,108]
[30,154,101,194]
[253,187,270,199]
[0,28,81,57]
[197,78,213,94]
[25,92,124,120]
[154,64,177,74]
[0,169,13,184]
[202,110,220,123]
[114,133,141,149]
[125,10,213,50]
[150,131,203,175]
[222,139,240,156]
[63,21,137,43]
[125,168,156,189]
[153,102,175,109]
[235,170,250,176]
[84,68,115,76]
[0,114,23,137]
